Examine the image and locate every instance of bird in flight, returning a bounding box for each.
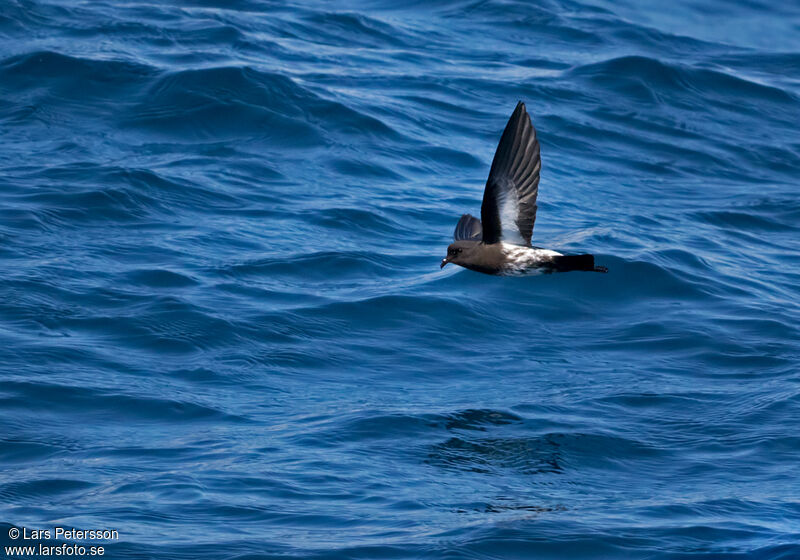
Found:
[440,102,607,275]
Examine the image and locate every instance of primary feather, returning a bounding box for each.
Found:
[479,101,540,246]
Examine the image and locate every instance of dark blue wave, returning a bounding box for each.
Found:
[1,0,799,558]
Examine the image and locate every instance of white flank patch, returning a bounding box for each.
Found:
[500,243,562,275]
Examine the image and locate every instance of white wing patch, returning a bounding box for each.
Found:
[497,179,525,245]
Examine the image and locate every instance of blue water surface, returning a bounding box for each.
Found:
[1,1,799,558]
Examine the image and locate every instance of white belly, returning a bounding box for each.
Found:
[500,243,562,275]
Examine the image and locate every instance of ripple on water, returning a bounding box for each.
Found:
[1,0,799,557]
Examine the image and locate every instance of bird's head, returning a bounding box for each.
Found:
[441,240,479,269]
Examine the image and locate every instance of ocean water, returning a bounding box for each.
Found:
[1,0,799,558]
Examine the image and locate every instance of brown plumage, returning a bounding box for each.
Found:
[440,102,607,276]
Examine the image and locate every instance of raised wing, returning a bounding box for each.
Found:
[453,213,482,241]
[479,102,541,246]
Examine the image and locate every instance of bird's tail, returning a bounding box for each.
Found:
[550,254,607,273]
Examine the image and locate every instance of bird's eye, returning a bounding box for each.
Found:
[456,248,462,254]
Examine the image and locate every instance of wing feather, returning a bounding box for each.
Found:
[479,102,541,246]
[453,213,482,241]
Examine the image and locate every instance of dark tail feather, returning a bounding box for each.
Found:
[550,254,607,273]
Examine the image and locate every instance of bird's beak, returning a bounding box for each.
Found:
[440,256,450,269]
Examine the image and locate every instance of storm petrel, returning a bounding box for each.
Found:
[440,102,607,275]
